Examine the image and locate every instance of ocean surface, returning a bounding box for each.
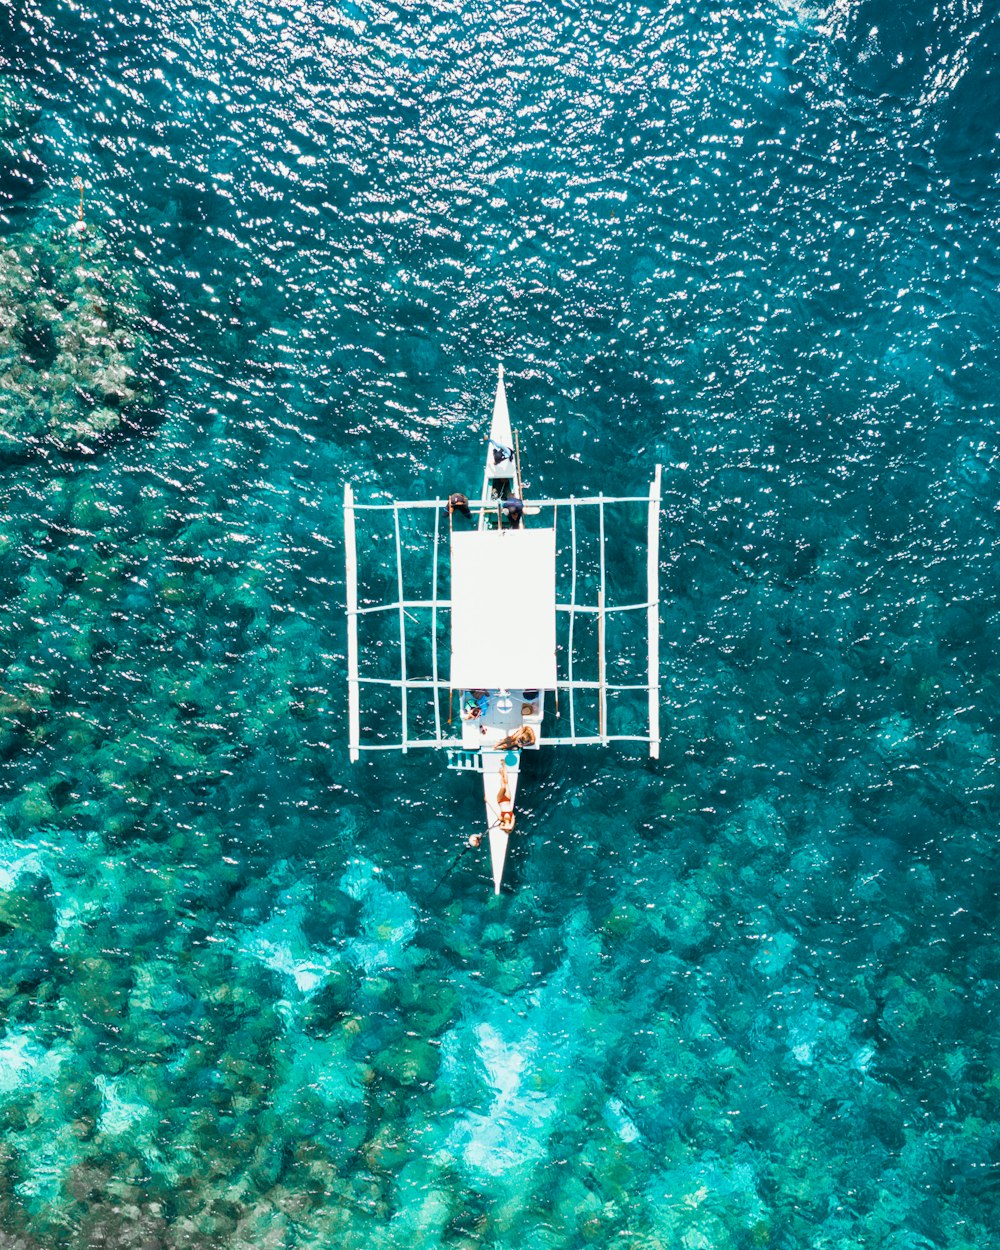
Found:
[1,1,1000,1246]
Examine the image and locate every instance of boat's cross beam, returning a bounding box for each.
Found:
[350,493,653,512]
[351,730,659,752]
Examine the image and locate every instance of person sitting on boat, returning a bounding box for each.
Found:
[447,492,473,521]
[496,763,515,832]
[497,725,535,751]
[462,691,489,720]
[491,440,514,466]
[503,496,523,529]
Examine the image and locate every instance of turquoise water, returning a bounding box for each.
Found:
[2,0,1000,1245]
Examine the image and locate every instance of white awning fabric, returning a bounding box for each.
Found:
[450,528,557,689]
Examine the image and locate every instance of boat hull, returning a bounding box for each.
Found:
[482,749,519,894]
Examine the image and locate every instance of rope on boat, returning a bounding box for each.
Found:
[431,842,471,893]
[72,176,85,255]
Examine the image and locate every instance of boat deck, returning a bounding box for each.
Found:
[460,689,543,750]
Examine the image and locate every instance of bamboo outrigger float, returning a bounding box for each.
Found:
[344,366,662,894]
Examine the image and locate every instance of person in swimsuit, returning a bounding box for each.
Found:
[496,763,515,832]
[497,725,536,751]
[468,762,515,847]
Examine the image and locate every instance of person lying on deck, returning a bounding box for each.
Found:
[497,725,536,751]
[496,763,515,832]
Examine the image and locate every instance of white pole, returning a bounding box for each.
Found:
[344,483,361,763]
[551,502,558,719]
[598,588,606,744]
[598,492,607,746]
[647,464,662,759]
[431,498,441,744]
[568,498,577,739]
[394,503,408,753]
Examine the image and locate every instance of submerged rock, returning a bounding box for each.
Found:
[0,208,150,454]
[0,682,49,756]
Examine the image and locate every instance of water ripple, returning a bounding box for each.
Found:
[1,0,999,1245]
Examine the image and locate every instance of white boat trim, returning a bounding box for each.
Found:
[350,494,655,511]
[354,677,657,692]
[568,498,577,742]
[344,482,360,763]
[431,499,442,744]
[598,493,606,746]
[393,502,408,754]
[353,596,659,618]
[647,463,662,759]
[351,734,657,750]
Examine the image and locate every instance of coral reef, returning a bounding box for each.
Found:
[0,212,150,453]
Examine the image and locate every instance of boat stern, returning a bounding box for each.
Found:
[489,827,509,896]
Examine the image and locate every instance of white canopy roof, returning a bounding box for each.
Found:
[450,528,557,689]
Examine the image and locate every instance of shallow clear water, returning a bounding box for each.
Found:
[1,0,1000,1246]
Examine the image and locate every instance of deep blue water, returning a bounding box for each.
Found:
[1,1,1000,1246]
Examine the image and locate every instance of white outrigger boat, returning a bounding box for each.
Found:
[344,366,662,894]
